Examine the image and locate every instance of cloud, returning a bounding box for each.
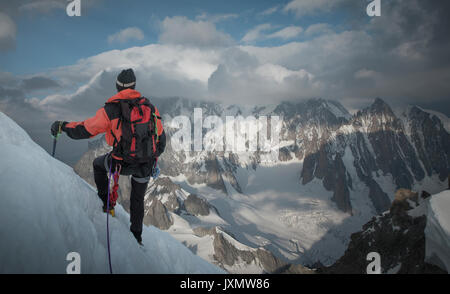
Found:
[0,71,21,87]
[11,0,450,112]
[108,27,144,44]
[354,69,379,80]
[31,44,221,119]
[1,0,65,14]
[241,24,273,43]
[208,49,320,105]
[159,16,234,48]
[195,12,238,23]
[29,42,322,111]
[304,23,333,37]
[22,76,60,91]
[22,10,450,116]
[284,0,347,17]
[0,12,16,52]
[18,0,65,13]
[259,6,279,16]
[242,25,303,43]
[0,72,60,103]
[266,26,303,40]
[0,71,70,164]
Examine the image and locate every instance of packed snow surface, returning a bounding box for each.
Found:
[425,190,450,272]
[0,111,223,274]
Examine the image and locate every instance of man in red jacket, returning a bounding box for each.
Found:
[51,69,166,244]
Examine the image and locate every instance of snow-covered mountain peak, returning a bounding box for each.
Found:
[73,96,449,271]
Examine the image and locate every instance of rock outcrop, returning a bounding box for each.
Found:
[144,197,173,230]
[193,226,313,274]
[183,194,210,216]
[322,189,448,274]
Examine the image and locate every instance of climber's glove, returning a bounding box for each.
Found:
[51,121,67,137]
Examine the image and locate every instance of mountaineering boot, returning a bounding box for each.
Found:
[131,229,143,245]
[102,204,115,217]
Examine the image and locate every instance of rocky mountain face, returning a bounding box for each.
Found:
[290,98,449,214]
[407,106,450,181]
[192,226,313,274]
[143,176,219,230]
[138,175,299,273]
[73,97,449,272]
[131,97,448,216]
[322,188,448,274]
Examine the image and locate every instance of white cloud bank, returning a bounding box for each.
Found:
[22,23,445,120]
[266,26,303,40]
[31,41,321,118]
[242,24,303,43]
[159,16,234,48]
[108,27,145,44]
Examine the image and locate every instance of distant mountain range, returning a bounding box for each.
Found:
[74,97,449,273]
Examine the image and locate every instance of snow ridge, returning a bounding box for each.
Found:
[0,111,223,274]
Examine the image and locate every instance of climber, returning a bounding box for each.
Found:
[50,68,166,244]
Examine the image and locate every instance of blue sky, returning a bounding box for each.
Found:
[0,0,356,74]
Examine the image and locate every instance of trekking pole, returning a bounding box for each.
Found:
[51,122,63,157]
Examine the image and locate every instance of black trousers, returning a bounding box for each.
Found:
[93,153,153,237]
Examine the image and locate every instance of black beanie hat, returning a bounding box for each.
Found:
[116,68,136,90]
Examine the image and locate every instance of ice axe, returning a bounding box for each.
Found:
[51,122,63,157]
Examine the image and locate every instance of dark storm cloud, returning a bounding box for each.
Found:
[313,0,450,114]
[0,83,48,133]
[22,76,60,91]
[0,79,88,166]
[0,86,23,101]
[367,0,450,61]
[0,83,51,148]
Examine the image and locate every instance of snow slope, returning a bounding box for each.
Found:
[0,111,224,274]
[425,190,450,272]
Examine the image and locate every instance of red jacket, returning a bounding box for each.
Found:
[64,89,166,158]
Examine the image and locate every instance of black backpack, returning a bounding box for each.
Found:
[107,97,161,164]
